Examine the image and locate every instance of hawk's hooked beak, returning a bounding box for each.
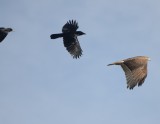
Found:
[148,58,151,61]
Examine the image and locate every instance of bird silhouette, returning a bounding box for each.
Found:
[0,27,13,42]
[50,20,85,59]
[108,56,150,89]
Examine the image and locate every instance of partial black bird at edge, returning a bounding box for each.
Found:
[0,27,13,42]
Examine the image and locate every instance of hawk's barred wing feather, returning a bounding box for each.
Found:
[122,62,148,89]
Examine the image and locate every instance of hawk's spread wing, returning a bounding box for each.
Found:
[121,63,147,89]
[108,56,149,89]
[62,20,79,33]
[63,34,82,59]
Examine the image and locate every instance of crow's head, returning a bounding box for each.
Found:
[76,31,85,36]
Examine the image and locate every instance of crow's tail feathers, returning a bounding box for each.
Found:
[50,33,63,39]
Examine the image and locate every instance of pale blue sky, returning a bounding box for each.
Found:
[0,0,160,124]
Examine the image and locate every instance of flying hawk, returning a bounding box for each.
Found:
[107,56,150,89]
[50,20,85,59]
[0,27,13,42]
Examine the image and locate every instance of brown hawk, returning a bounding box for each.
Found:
[108,56,150,89]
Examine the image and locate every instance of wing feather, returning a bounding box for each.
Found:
[121,64,134,88]
[121,63,147,89]
[62,20,78,33]
[63,35,82,59]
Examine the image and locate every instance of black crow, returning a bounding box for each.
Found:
[0,27,13,42]
[50,20,85,59]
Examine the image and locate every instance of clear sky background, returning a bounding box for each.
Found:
[0,0,160,124]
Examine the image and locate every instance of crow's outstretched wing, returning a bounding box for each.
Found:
[62,20,79,33]
[63,34,82,59]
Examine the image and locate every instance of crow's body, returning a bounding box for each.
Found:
[50,20,85,59]
[0,27,12,42]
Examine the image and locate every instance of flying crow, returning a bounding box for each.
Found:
[50,20,85,59]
